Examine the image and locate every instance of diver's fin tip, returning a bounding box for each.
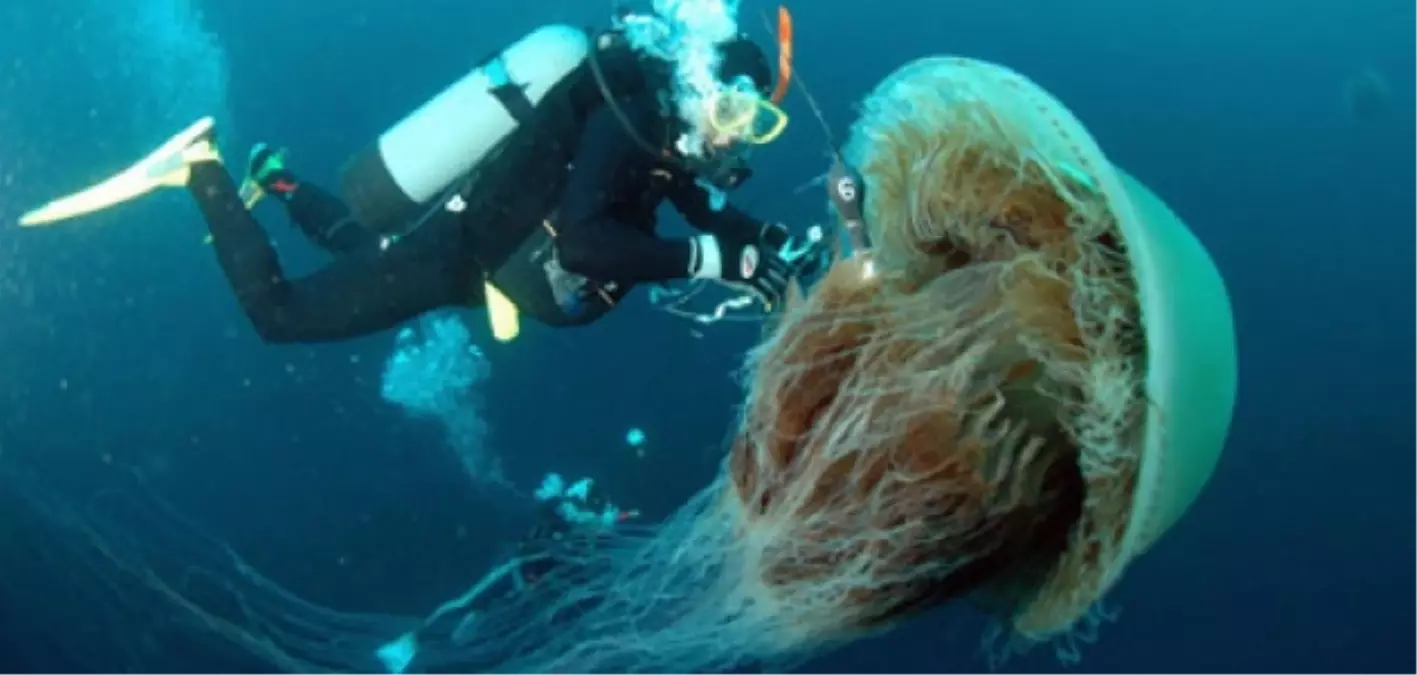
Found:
[14,116,223,227]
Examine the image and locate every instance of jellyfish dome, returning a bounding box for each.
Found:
[379,56,1238,672]
[725,54,1238,655]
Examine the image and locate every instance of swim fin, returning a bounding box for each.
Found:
[237,143,288,210]
[18,116,220,227]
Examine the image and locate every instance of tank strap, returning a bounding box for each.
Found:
[484,56,537,124]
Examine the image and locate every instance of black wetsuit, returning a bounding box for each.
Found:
[188,41,773,344]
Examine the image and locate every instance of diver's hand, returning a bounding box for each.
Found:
[759,222,831,290]
[696,235,793,311]
[775,224,831,282]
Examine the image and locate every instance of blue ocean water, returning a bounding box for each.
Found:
[0,0,1412,672]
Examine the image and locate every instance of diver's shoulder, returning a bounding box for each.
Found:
[586,92,666,145]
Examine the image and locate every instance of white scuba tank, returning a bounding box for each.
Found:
[340,24,591,235]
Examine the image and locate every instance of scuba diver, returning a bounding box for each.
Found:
[375,473,637,674]
[18,10,827,344]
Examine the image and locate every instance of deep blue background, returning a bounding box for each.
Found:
[0,0,1413,672]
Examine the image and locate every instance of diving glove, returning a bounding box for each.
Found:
[761,221,830,283]
[691,223,825,311]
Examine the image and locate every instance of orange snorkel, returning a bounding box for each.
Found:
[704,7,792,147]
[770,6,794,105]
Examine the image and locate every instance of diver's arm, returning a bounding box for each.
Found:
[666,179,771,245]
[189,161,477,343]
[554,99,700,283]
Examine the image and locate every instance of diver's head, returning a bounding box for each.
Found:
[669,35,785,194]
[718,36,772,98]
[698,36,785,150]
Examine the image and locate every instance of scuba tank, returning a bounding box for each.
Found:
[340,25,593,239]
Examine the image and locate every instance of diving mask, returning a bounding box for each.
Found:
[706,85,788,147]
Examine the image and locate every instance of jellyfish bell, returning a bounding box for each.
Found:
[330,56,1229,673]
[725,54,1237,657]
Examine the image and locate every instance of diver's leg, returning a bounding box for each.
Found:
[181,138,302,304]
[243,144,378,254]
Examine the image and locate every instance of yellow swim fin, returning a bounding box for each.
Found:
[18,116,220,227]
[484,281,521,342]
